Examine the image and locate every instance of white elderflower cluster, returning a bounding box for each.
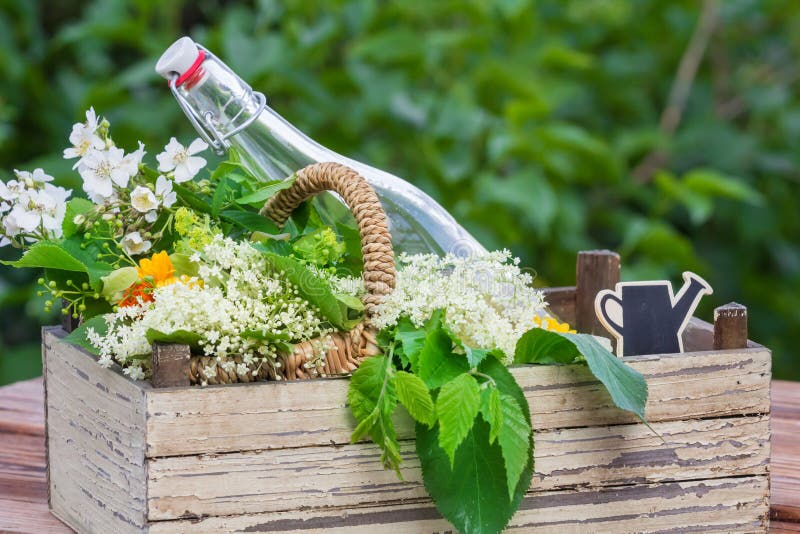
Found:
[0,168,71,247]
[89,236,331,382]
[373,250,546,363]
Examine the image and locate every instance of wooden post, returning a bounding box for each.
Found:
[151,343,191,388]
[576,250,620,335]
[713,302,748,350]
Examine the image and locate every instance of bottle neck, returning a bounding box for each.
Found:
[175,57,325,182]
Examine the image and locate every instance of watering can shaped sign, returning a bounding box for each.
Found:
[595,272,713,357]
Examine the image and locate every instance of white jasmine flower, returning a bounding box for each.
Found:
[2,208,25,238]
[63,107,104,167]
[130,186,159,213]
[156,138,207,183]
[15,168,54,185]
[122,231,152,256]
[0,180,26,201]
[119,141,146,178]
[155,175,177,208]
[79,147,132,198]
[5,186,71,237]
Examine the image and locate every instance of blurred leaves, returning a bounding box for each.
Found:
[1,0,799,383]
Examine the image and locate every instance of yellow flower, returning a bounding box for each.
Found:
[136,251,176,287]
[533,315,577,334]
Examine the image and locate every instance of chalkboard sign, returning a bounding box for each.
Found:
[594,272,713,357]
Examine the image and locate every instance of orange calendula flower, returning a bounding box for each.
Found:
[137,251,176,287]
[533,315,577,334]
[118,280,155,308]
[118,252,203,307]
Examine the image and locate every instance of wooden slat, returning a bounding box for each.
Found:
[43,329,148,534]
[0,377,75,534]
[0,377,45,436]
[147,475,769,533]
[147,415,770,520]
[772,380,800,524]
[4,378,798,532]
[146,347,771,457]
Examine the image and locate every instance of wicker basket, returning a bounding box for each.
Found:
[187,162,395,384]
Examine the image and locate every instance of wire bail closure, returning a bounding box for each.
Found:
[168,45,267,156]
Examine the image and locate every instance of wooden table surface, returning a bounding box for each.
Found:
[0,377,798,533]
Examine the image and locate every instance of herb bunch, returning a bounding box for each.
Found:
[349,255,649,534]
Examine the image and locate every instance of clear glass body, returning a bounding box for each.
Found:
[174,56,485,257]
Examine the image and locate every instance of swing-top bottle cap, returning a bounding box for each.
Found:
[156,36,207,87]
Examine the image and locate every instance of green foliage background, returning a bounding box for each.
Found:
[0,0,798,384]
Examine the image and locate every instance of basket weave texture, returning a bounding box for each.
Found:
[188,162,395,384]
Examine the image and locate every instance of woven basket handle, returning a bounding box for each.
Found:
[260,162,395,317]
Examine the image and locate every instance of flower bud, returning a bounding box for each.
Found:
[72,214,86,226]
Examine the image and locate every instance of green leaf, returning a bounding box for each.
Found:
[2,238,112,291]
[347,355,402,473]
[480,387,503,444]
[63,315,109,356]
[436,373,481,466]
[145,328,202,347]
[256,249,363,330]
[173,183,213,214]
[169,253,199,277]
[211,176,234,217]
[563,333,649,422]
[418,312,468,389]
[462,346,497,368]
[395,317,426,371]
[514,327,581,365]
[62,198,94,238]
[496,392,531,500]
[235,176,295,205]
[683,168,764,205]
[3,241,86,272]
[100,267,139,301]
[291,227,346,267]
[417,412,533,533]
[394,370,436,428]
[221,210,282,235]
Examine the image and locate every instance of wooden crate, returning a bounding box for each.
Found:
[42,252,771,533]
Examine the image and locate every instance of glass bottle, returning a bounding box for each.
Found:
[155,37,484,257]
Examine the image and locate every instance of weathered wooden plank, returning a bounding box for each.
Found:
[147,475,769,533]
[0,377,44,436]
[146,347,771,457]
[772,379,800,524]
[146,415,769,520]
[43,328,148,534]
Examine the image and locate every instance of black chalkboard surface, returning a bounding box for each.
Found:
[594,272,713,357]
